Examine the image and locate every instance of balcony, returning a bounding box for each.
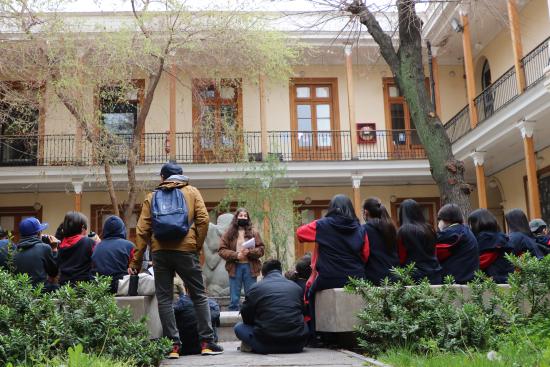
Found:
[0,130,426,167]
[445,36,550,143]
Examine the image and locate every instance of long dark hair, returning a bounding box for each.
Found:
[505,208,532,237]
[222,207,254,244]
[326,194,358,221]
[437,204,464,225]
[363,197,397,253]
[468,208,500,236]
[398,199,436,246]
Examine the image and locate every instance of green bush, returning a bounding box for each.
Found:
[0,270,171,366]
[346,254,550,356]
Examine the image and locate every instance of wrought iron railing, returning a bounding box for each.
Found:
[445,36,550,142]
[0,130,426,166]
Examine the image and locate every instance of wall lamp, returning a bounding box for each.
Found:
[450,17,464,33]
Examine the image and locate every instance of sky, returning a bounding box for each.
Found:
[59,0,419,13]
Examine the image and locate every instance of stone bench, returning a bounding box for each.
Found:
[115,296,162,338]
[314,284,516,333]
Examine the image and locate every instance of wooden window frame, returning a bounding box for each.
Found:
[191,79,243,163]
[0,206,43,242]
[390,197,441,227]
[289,78,341,160]
[95,79,146,163]
[90,204,141,243]
[523,164,550,220]
[293,199,330,259]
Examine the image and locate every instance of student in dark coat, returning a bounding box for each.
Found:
[285,253,312,296]
[505,209,545,259]
[397,199,442,284]
[0,226,12,268]
[92,215,135,293]
[467,209,514,283]
[362,198,399,285]
[435,204,479,284]
[529,219,550,252]
[13,218,59,291]
[296,194,369,343]
[234,259,308,354]
[58,211,95,285]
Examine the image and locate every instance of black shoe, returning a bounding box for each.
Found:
[201,341,224,355]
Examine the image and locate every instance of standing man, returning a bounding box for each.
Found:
[129,162,223,359]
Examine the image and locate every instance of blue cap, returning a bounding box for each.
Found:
[160,162,183,180]
[19,217,49,237]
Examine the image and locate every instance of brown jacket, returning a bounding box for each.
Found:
[218,230,265,277]
[130,177,209,270]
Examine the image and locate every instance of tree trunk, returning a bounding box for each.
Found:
[350,0,472,216]
[104,161,120,217]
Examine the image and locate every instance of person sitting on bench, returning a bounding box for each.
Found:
[234,259,308,354]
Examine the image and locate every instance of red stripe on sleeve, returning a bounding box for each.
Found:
[435,243,453,262]
[398,238,407,265]
[296,220,317,243]
[361,232,370,263]
[479,251,499,270]
[128,247,136,267]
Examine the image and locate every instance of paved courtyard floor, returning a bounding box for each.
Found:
[160,341,384,367]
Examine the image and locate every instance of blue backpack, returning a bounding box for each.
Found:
[151,188,190,242]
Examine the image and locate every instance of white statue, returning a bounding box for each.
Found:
[202,213,233,297]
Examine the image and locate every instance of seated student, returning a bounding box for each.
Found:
[284,253,312,296]
[296,194,369,341]
[362,198,399,285]
[397,199,442,284]
[505,209,545,259]
[0,226,13,268]
[58,211,95,285]
[92,215,135,293]
[435,204,479,284]
[174,288,221,355]
[530,219,550,249]
[234,259,308,354]
[467,209,514,283]
[13,218,59,291]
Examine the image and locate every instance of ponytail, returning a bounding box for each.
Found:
[363,197,397,254]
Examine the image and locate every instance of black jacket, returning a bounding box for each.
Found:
[398,223,442,284]
[508,232,545,259]
[241,270,307,342]
[14,236,58,286]
[0,239,12,268]
[59,236,95,285]
[476,231,514,284]
[435,224,479,284]
[363,223,399,285]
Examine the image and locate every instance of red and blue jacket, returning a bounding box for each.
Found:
[296,215,369,283]
[435,224,479,284]
[362,222,399,285]
[475,231,514,284]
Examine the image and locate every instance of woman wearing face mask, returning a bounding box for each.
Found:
[434,204,479,284]
[218,208,265,311]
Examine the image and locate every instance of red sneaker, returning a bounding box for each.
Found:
[168,343,180,359]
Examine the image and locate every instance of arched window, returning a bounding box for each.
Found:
[481,59,492,90]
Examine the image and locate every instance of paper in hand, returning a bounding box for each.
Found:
[242,237,256,249]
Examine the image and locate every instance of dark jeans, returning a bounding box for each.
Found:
[153,250,214,345]
[229,263,257,311]
[234,322,307,354]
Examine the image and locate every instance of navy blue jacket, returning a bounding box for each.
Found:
[435,224,479,284]
[14,236,58,286]
[508,232,545,259]
[92,216,135,280]
[297,215,368,284]
[58,236,95,285]
[397,224,442,284]
[534,235,550,256]
[476,231,514,284]
[363,223,399,285]
[241,270,307,342]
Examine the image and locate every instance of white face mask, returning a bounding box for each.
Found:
[437,220,447,231]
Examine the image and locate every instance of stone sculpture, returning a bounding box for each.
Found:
[202,213,233,297]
